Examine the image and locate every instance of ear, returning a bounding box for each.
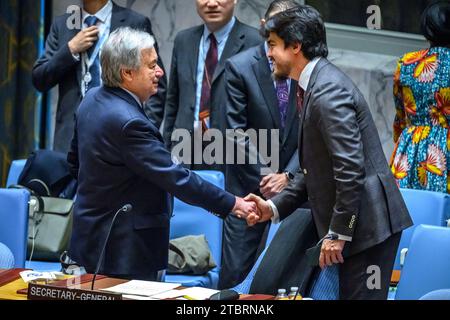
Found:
[291,42,302,55]
[121,68,133,83]
[260,18,266,27]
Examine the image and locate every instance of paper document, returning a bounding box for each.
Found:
[152,287,219,300]
[122,294,159,301]
[20,271,66,283]
[101,280,181,297]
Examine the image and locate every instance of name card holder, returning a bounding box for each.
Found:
[28,282,122,301]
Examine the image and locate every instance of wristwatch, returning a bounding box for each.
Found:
[323,233,339,241]
[284,171,294,181]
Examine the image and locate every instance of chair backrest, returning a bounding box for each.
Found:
[169,171,225,269]
[266,222,281,247]
[6,159,26,187]
[419,289,450,300]
[0,189,29,268]
[0,242,15,269]
[395,225,450,300]
[393,188,450,270]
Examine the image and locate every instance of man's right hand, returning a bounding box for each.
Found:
[68,26,99,55]
[244,193,274,226]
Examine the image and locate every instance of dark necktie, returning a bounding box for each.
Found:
[275,79,289,128]
[297,85,305,113]
[84,15,100,91]
[199,34,218,114]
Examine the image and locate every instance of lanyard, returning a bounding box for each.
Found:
[81,25,110,97]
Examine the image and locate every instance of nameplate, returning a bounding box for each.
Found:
[27,283,122,301]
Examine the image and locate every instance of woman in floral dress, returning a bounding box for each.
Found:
[391,1,450,193]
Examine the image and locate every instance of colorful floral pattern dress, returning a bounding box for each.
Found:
[391,47,450,193]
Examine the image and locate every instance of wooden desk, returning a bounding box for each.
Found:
[0,278,28,300]
[0,269,273,300]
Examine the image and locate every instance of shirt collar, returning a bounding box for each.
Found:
[298,57,321,91]
[120,87,144,109]
[203,16,236,44]
[83,0,112,24]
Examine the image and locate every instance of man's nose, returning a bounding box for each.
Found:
[206,0,219,8]
[155,65,164,78]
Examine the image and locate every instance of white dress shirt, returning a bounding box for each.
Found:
[194,17,236,123]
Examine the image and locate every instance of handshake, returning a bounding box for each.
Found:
[231,194,275,226]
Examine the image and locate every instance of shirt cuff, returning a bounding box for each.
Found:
[329,229,352,242]
[267,200,280,224]
[72,53,80,61]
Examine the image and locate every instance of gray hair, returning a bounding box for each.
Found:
[101,27,155,87]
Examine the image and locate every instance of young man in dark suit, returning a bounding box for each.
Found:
[68,27,256,281]
[163,0,262,171]
[32,0,167,153]
[246,5,413,299]
[220,0,300,290]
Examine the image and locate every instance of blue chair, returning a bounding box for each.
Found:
[6,159,27,188]
[420,289,450,300]
[393,188,450,270]
[395,225,450,300]
[2,159,60,272]
[0,242,15,269]
[309,265,339,300]
[0,189,29,268]
[165,170,226,289]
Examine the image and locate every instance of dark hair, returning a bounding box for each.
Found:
[420,1,450,47]
[264,5,328,60]
[264,0,299,20]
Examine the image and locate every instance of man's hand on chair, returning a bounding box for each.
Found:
[319,239,346,269]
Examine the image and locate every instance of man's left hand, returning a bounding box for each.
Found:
[319,239,346,269]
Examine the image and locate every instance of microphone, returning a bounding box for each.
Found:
[209,289,240,300]
[91,204,133,290]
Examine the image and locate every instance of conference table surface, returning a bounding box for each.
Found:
[0,269,272,300]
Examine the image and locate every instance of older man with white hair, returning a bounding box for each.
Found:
[67,27,256,281]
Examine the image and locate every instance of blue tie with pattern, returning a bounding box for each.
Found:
[84,16,100,91]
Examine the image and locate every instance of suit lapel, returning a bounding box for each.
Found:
[211,20,245,85]
[297,58,328,151]
[252,45,282,129]
[189,26,204,83]
[282,80,299,144]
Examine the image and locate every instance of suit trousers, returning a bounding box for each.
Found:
[339,232,401,300]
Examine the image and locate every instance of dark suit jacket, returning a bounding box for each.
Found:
[67,86,235,278]
[32,2,167,153]
[163,19,262,150]
[225,44,299,196]
[271,58,413,256]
